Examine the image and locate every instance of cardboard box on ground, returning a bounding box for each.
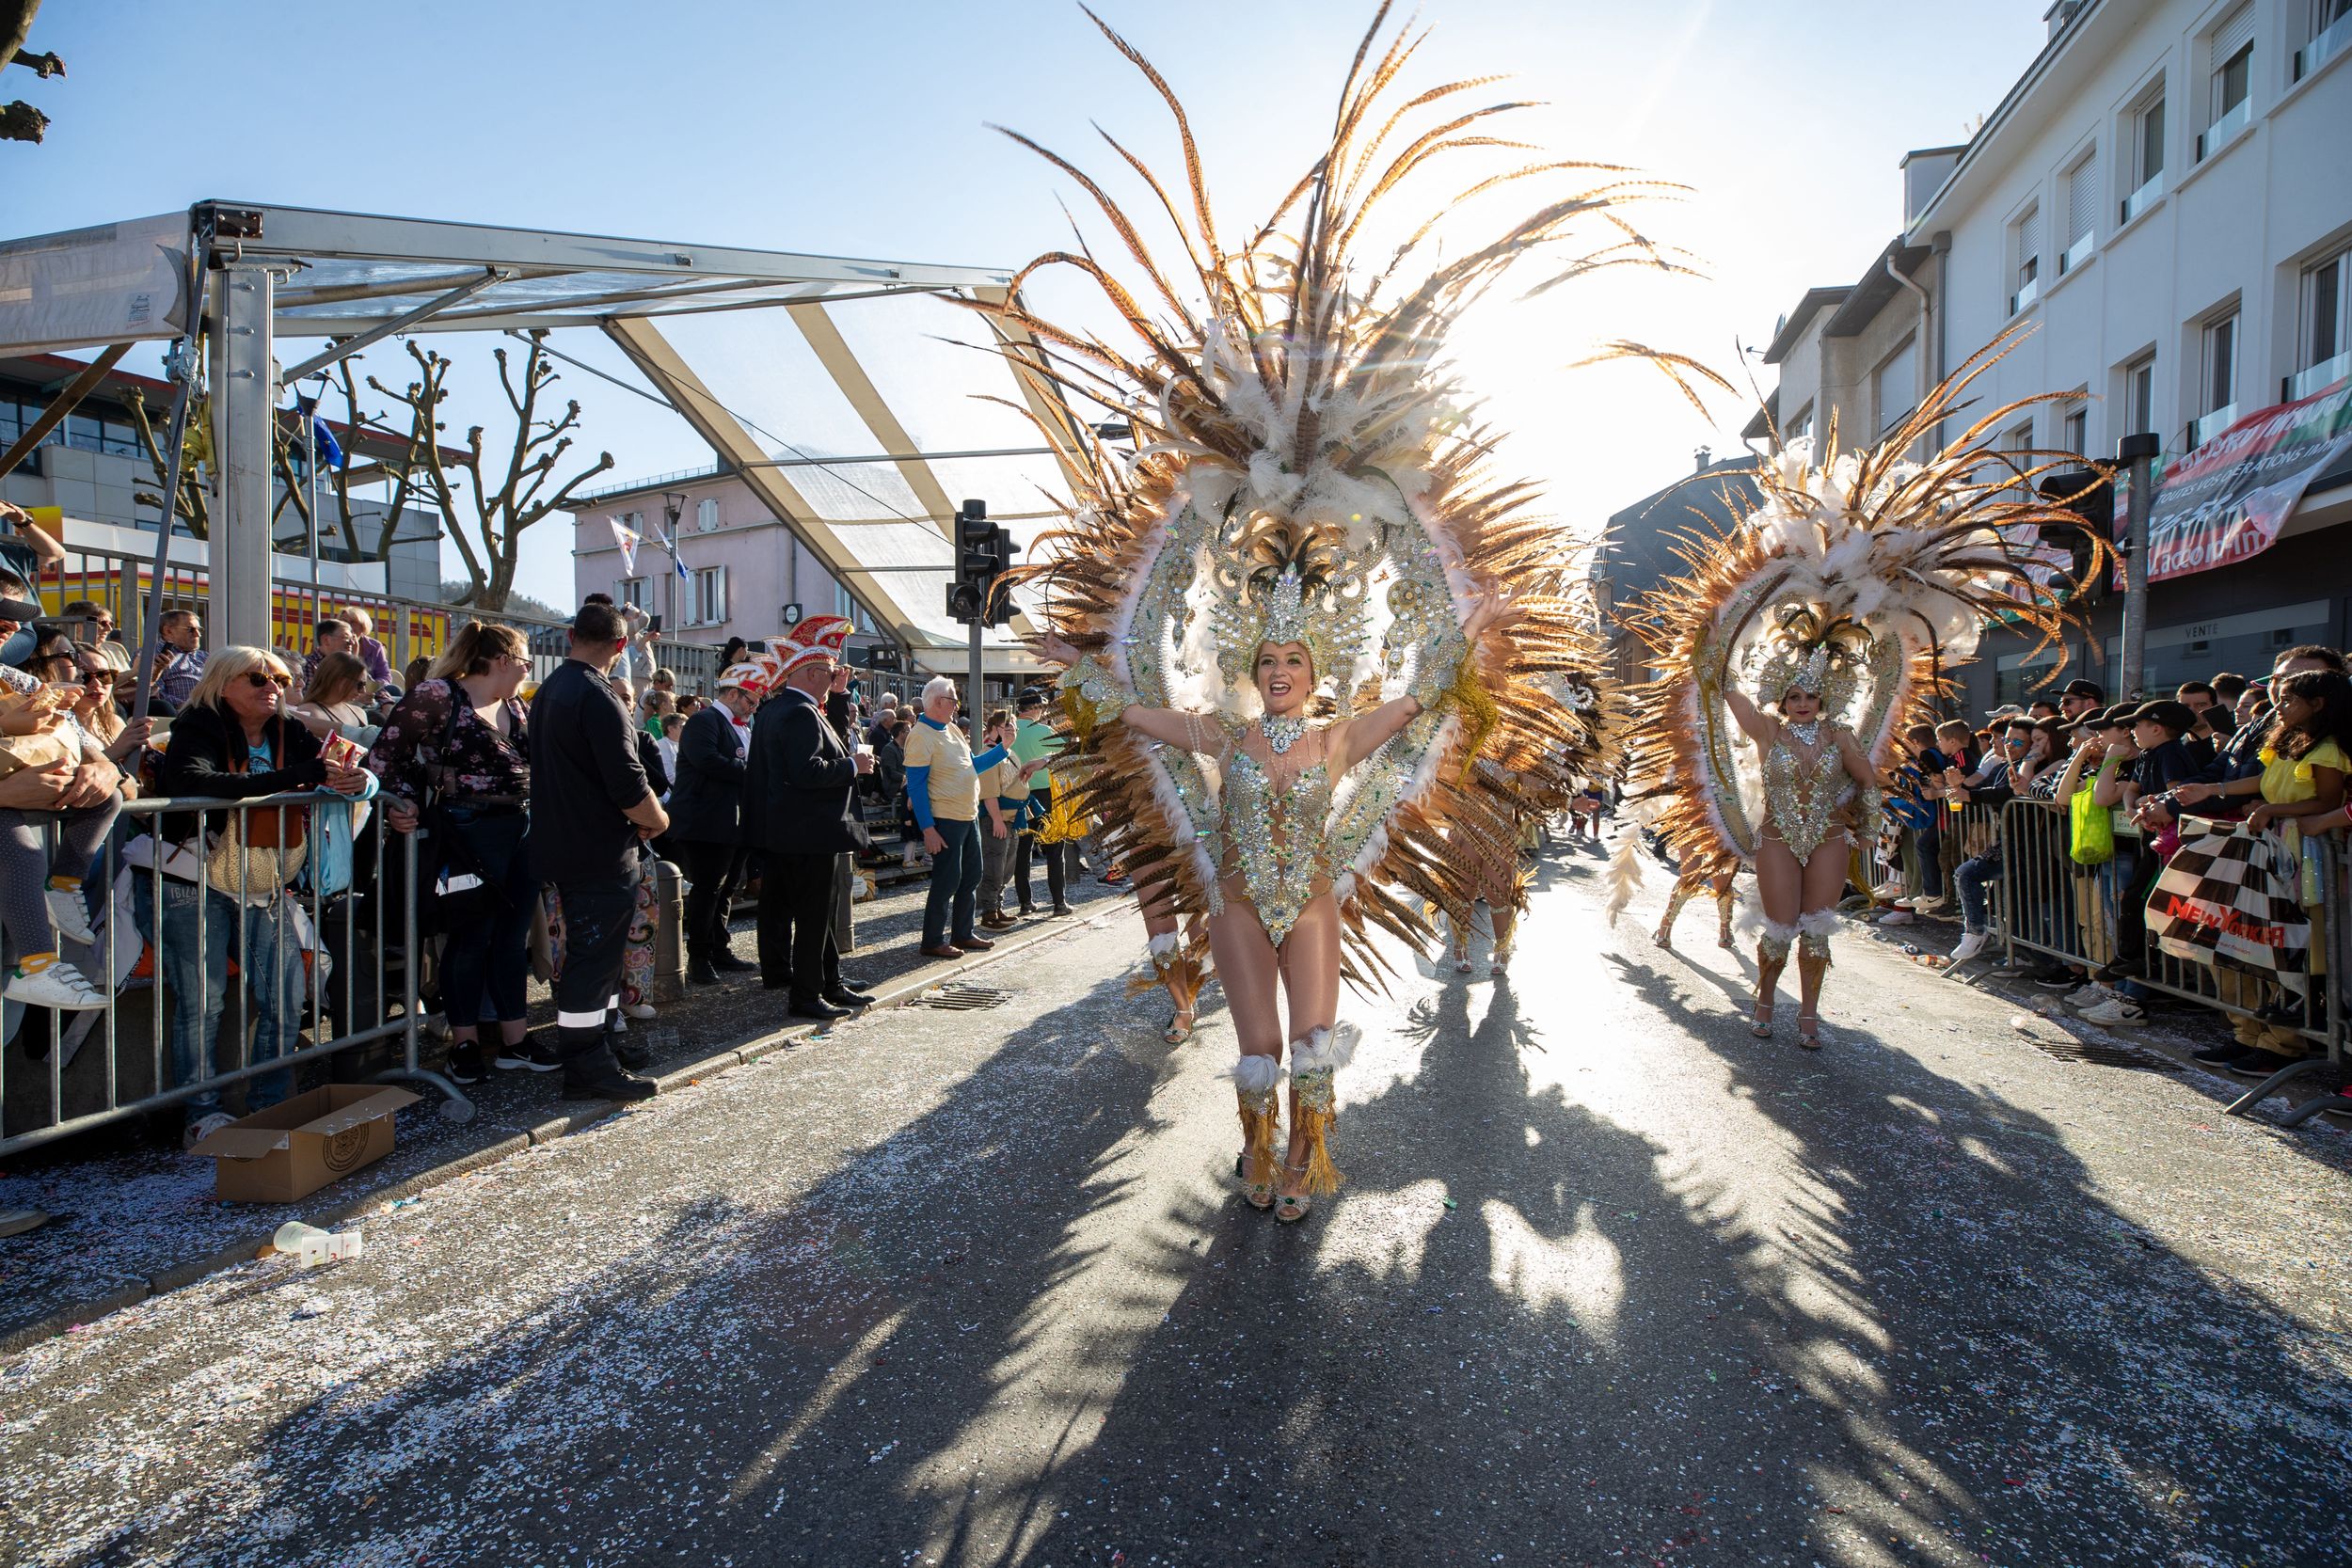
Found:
[190,1084,420,1202]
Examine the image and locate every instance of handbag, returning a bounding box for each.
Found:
[422,691,512,933]
[204,751,310,897]
[2068,783,2113,865]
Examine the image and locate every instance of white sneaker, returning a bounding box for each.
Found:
[1871,881,1906,900]
[182,1110,238,1150]
[4,961,107,1010]
[1950,931,1992,965]
[623,1002,657,1021]
[2065,982,2111,1007]
[1875,910,1915,927]
[44,888,94,947]
[2078,997,2148,1027]
[1905,895,1949,914]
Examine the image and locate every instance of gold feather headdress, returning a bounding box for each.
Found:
[1608,332,2116,906]
[970,3,1707,982]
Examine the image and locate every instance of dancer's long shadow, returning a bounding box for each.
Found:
[1008,932,2352,1564]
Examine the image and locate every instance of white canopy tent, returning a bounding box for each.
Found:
[0,201,1086,671]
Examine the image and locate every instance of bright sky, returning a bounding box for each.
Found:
[5,0,2052,612]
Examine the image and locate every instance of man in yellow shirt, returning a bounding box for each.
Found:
[905,676,1013,958]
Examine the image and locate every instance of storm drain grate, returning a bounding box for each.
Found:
[2025,1035,2179,1072]
[914,984,1014,1011]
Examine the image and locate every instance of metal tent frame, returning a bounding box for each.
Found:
[0,199,1081,670]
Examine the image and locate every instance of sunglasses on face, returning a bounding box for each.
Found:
[245,670,294,689]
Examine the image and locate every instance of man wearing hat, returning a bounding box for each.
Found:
[743,616,876,1019]
[2058,679,2105,725]
[669,660,766,983]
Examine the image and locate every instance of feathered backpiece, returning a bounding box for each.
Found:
[1606,333,2113,917]
[969,3,1688,983]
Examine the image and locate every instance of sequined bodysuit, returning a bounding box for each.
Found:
[1216,737,1337,947]
[1762,732,1855,862]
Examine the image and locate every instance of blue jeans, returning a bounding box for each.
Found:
[922,817,984,948]
[133,874,305,1117]
[1955,846,2003,934]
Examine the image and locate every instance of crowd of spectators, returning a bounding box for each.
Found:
[1872,644,2351,1114]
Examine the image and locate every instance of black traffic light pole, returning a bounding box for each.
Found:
[947,498,1015,718]
[2116,431,2161,700]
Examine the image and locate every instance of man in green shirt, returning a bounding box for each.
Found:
[1011,688,1075,916]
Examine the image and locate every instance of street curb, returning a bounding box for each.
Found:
[0,904,1130,1360]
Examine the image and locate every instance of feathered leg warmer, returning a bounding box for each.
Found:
[1130,927,1211,1015]
[1797,909,1838,965]
[1230,1053,1284,1196]
[1756,917,1797,968]
[1288,1022,1360,1196]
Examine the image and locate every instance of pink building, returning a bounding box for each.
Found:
[568,466,914,701]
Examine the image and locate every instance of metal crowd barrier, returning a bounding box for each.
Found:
[0,790,470,1159]
[1994,796,2347,1123]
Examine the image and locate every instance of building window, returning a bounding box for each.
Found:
[2192,311,2240,448]
[2009,204,2042,313]
[691,565,728,626]
[2296,0,2352,81]
[2124,354,2157,436]
[2122,87,2166,221]
[2060,402,2089,455]
[2290,245,2350,400]
[1873,338,1917,435]
[2059,152,2097,273]
[1786,401,1814,442]
[696,497,720,533]
[618,577,649,610]
[2198,4,2255,159]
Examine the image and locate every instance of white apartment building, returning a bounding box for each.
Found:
[1677,0,2352,706]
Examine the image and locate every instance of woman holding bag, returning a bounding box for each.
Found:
[139,646,375,1143]
[368,622,535,1086]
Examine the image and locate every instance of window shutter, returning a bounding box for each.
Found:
[2211,3,2254,68]
[714,564,728,624]
[1875,337,1918,432]
[2017,204,2042,267]
[2065,156,2097,244]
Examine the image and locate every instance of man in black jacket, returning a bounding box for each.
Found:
[529,603,669,1101]
[671,665,761,982]
[743,617,875,1019]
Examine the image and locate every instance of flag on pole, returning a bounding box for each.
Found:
[650,512,691,582]
[610,516,639,577]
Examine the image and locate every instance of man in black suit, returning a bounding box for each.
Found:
[743,617,875,1020]
[670,663,762,983]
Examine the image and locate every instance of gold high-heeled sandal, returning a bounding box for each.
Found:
[1233,1150,1275,1209]
[1165,1007,1197,1045]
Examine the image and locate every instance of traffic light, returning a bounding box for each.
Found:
[2038,467,2114,606]
[946,499,1019,626]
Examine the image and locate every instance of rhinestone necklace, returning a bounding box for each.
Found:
[1785,719,1824,748]
[1261,713,1308,755]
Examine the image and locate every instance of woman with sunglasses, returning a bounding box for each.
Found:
[27,627,151,766]
[0,612,127,1012]
[137,645,376,1144]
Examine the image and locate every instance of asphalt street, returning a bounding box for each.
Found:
[3,838,2349,1568]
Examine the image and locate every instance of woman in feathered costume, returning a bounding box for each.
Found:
[990,5,1664,1219]
[1610,341,2103,1048]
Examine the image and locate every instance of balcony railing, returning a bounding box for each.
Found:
[2295,12,2350,81]
[2058,233,2094,276]
[2008,274,2042,317]
[2187,403,2240,449]
[2195,99,2251,162]
[2285,353,2351,403]
[2120,171,2165,224]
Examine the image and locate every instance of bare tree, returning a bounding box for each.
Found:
[2,0,63,145]
[374,332,613,611]
[270,357,430,563]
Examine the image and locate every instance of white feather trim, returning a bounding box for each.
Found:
[1228,1054,1284,1094]
[1289,1022,1360,1075]
[1796,908,1841,940]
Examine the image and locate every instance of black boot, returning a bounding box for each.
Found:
[612,1025,654,1072]
[687,952,721,986]
[562,1034,657,1101]
[710,945,756,974]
